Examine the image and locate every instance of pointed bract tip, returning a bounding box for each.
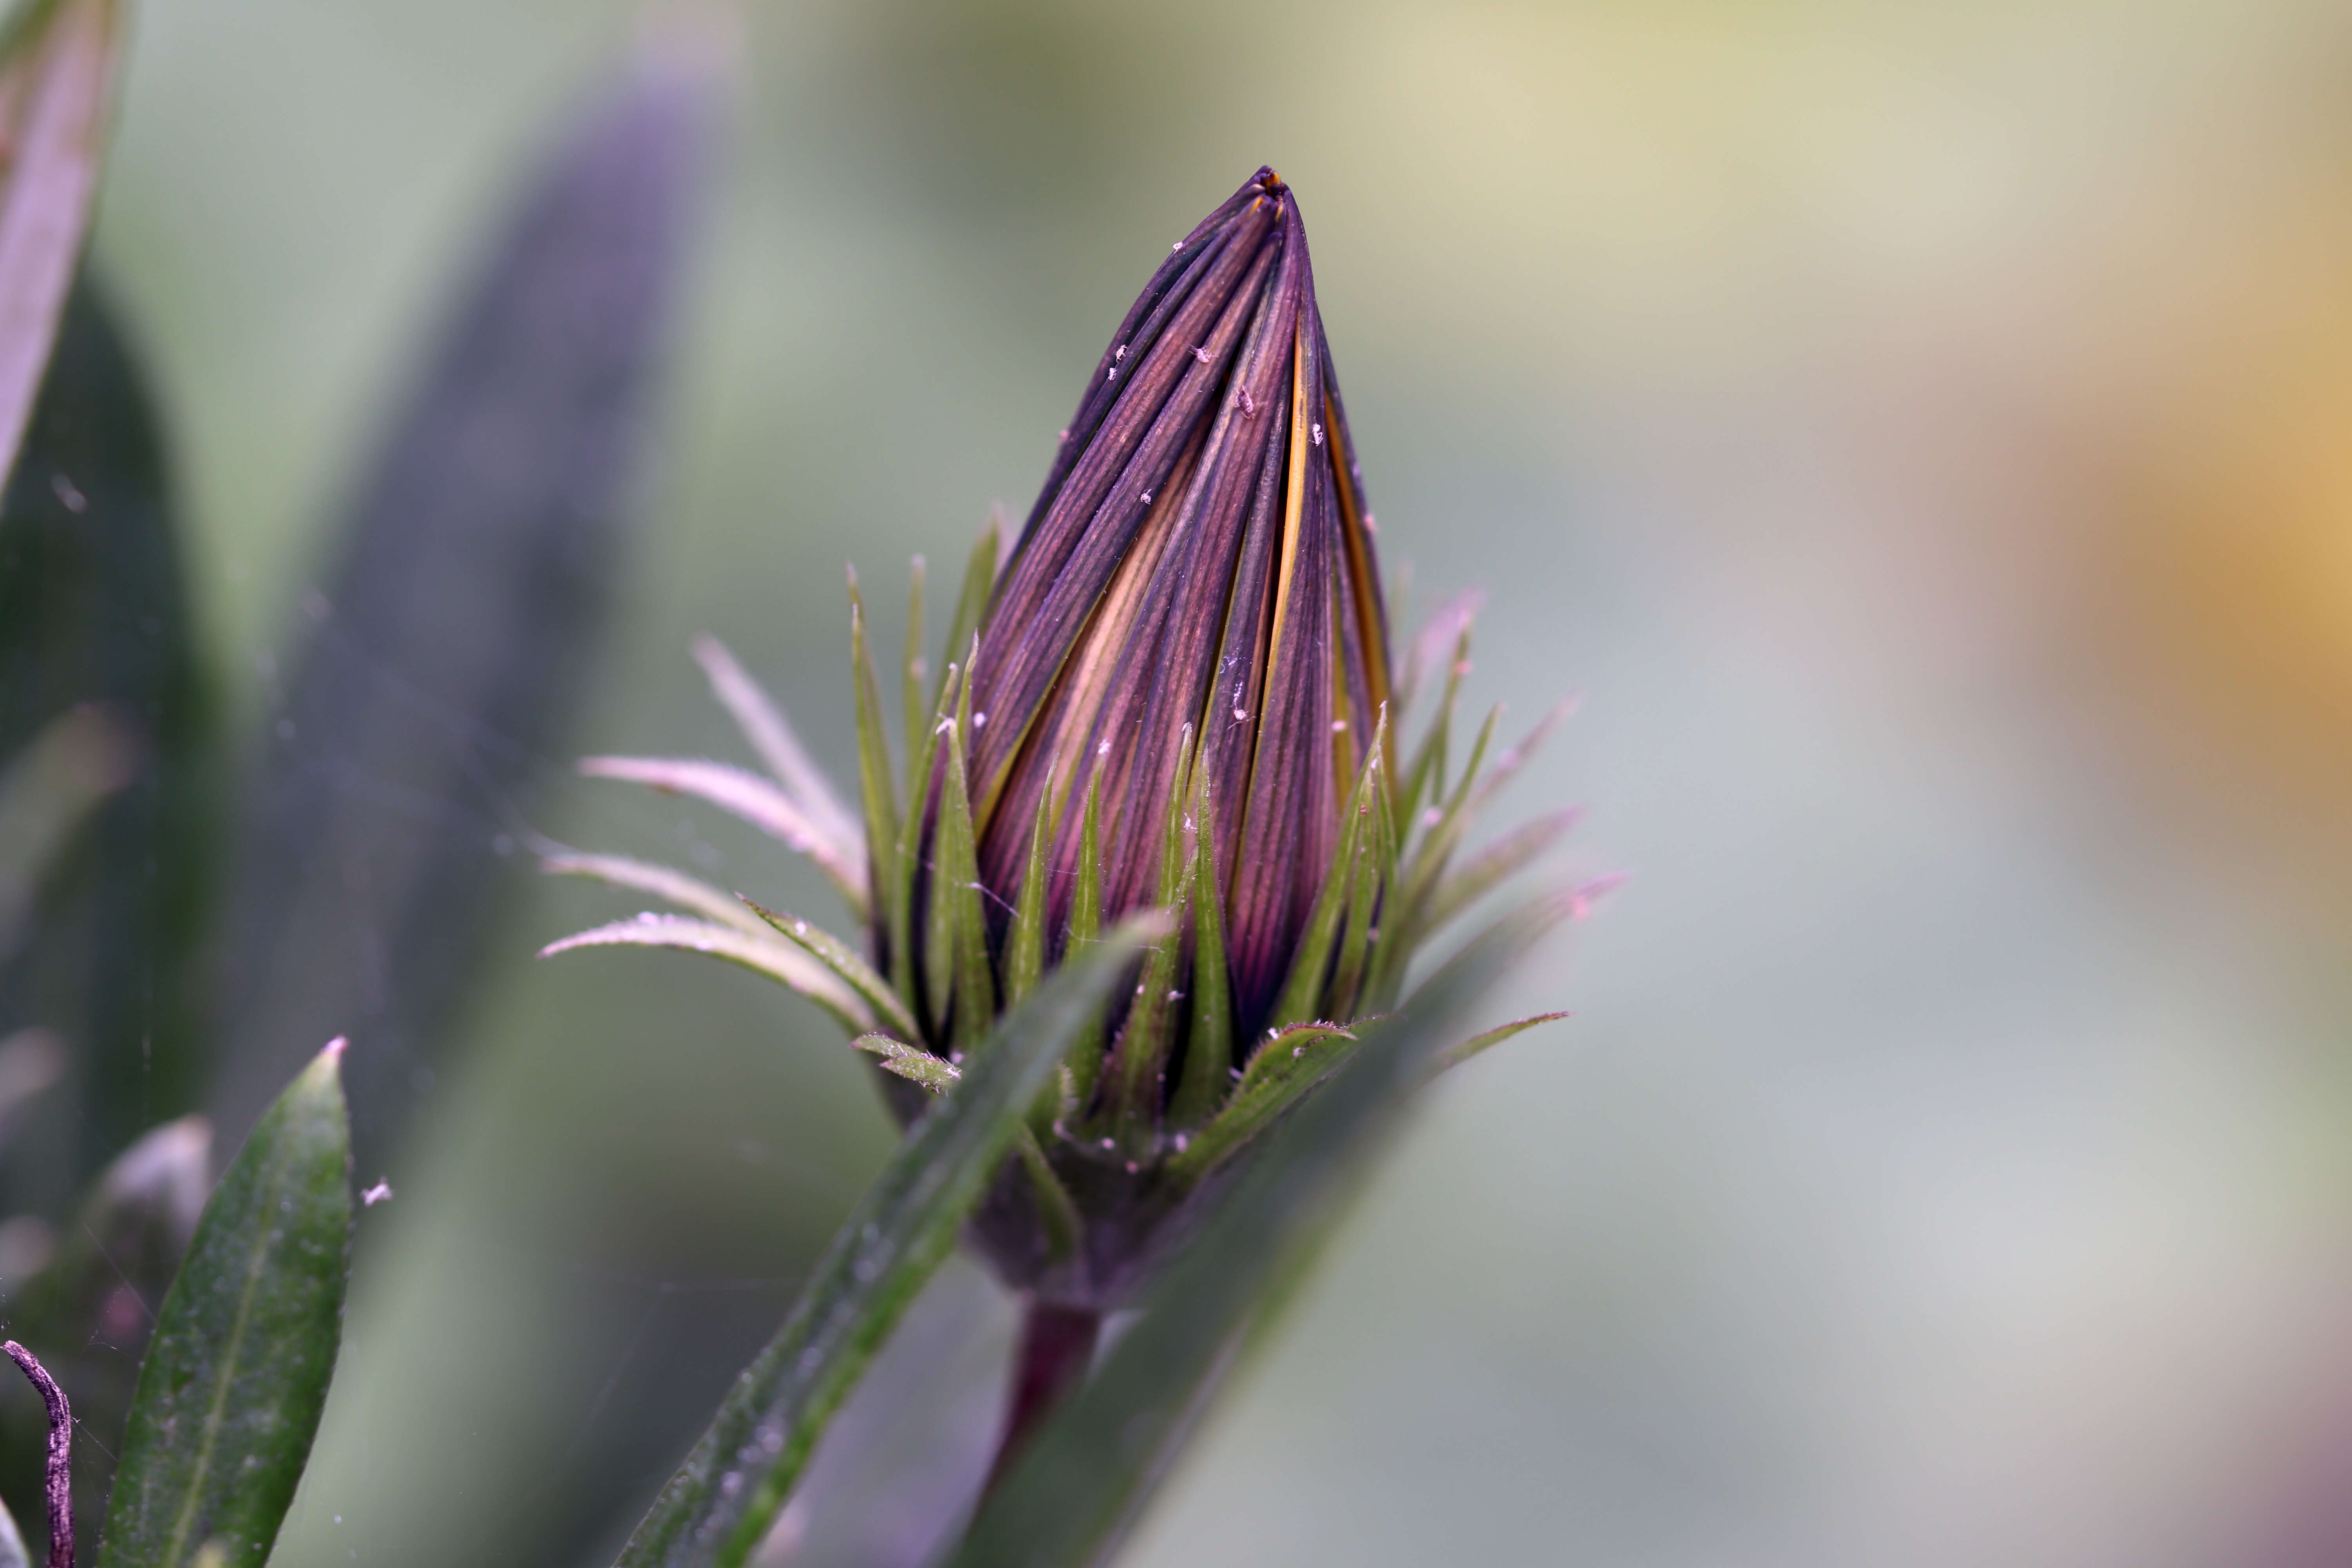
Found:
[320,1035,348,1063]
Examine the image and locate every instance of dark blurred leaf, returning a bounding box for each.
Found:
[0,1114,208,1557]
[0,0,123,488]
[96,1041,347,1568]
[941,900,1576,1568]
[208,43,718,1171]
[616,915,1165,1568]
[0,278,216,1208]
[0,704,135,956]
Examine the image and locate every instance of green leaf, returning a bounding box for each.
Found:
[0,281,218,1192]
[946,900,1575,1568]
[744,897,918,1041]
[613,916,1165,1568]
[0,0,122,489]
[846,570,905,988]
[1002,764,1056,1013]
[935,512,1000,722]
[1435,1010,1571,1072]
[900,554,928,809]
[1421,804,1580,938]
[851,1031,960,1092]
[1168,773,1232,1132]
[1060,773,1107,1111]
[928,669,994,1053]
[98,1037,351,1568]
[539,916,871,1034]
[1102,725,1196,1147]
[1266,739,1381,1031]
[1163,1022,1357,1185]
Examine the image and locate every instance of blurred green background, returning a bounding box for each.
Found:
[62,0,2352,1562]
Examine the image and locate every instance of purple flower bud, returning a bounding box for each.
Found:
[948,167,1391,1048]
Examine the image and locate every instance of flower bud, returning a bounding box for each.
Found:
[938,166,1390,1056]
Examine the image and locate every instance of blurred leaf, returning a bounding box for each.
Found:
[208,43,719,1171]
[615,915,1165,1568]
[98,1042,348,1568]
[0,278,216,1206]
[0,703,134,956]
[0,0,122,488]
[943,898,1579,1568]
[0,1488,24,1568]
[0,1025,61,1146]
[0,1114,209,1555]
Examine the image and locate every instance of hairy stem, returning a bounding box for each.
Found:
[4,1340,71,1568]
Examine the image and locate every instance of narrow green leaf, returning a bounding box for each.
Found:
[540,916,871,1034]
[1060,772,1107,1111]
[935,512,1000,722]
[0,0,122,489]
[901,554,928,808]
[1435,1010,1572,1073]
[1015,1125,1083,1265]
[743,897,918,1042]
[1382,703,1501,968]
[1422,805,1581,938]
[947,901,1573,1568]
[540,850,771,936]
[945,662,996,1052]
[851,1031,960,1092]
[613,916,1165,1568]
[1169,774,1232,1131]
[1002,764,1057,1013]
[1266,740,1382,1031]
[1325,715,1390,1019]
[1394,617,1471,838]
[846,570,905,990]
[919,665,961,1034]
[98,1037,351,1568]
[1103,726,1195,1145]
[1164,1022,1357,1185]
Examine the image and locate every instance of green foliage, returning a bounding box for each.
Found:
[0,281,216,1202]
[945,900,1579,1568]
[613,917,1164,1568]
[98,1040,350,1568]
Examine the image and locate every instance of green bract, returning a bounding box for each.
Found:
[549,167,1595,1310]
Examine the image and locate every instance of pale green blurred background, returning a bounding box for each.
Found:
[82,0,2352,1563]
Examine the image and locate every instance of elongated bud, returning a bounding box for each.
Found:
[939,167,1391,1051]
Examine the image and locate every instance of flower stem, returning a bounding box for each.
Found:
[4,1340,71,1568]
[984,1299,1100,1495]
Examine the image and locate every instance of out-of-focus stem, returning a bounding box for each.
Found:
[984,1299,1101,1496]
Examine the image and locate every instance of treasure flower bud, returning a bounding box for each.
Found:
[545,167,1600,1315]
